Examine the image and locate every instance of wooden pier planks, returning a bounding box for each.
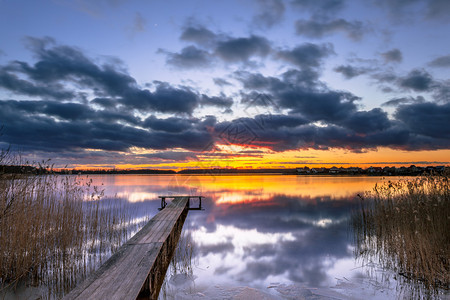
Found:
[64,197,190,300]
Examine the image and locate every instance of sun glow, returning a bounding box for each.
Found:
[70,147,450,171]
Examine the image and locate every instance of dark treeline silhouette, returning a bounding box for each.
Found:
[177,168,297,175]
[1,165,448,176]
[0,165,46,174]
[0,165,175,175]
[59,169,176,175]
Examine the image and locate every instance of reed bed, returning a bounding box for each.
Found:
[0,171,139,298]
[352,171,450,297]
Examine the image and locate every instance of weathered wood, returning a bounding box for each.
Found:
[64,197,189,300]
[159,196,204,211]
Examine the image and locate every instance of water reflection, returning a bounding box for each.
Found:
[185,194,355,289]
[75,175,387,295]
[84,175,411,299]
[151,175,402,299]
[8,174,441,299]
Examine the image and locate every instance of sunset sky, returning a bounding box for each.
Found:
[0,0,449,169]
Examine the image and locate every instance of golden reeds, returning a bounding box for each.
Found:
[352,171,450,297]
[0,171,136,298]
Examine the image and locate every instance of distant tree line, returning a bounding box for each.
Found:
[1,165,447,176]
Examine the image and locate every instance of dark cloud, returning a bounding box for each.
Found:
[0,108,137,152]
[213,78,232,86]
[295,19,367,40]
[146,129,213,152]
[2,38,219,114]
[237,68,321,95]
[180,25,218,47]
[96,109,141,125]
[237,69,359,122]
[0,69,75,100]
[161,46,213,69]
[334,65,371,79]
[15,37,136,96]
[1,99,141,126]
[236,71,283,90]
[291,0,346,18]
[43,101,95,121]
[91,97,117,108]
[399,69,433,91]
[277,43,334,69]
[2,97,450,160]
[252,0,286,29]
[372,71,398,85]
[373,69,450,103]
[338,108,391,134]
[381,49,403,63]
[278,90,358,121]
[381,96,425,107]
[218,67,450,152]
[116,83,200,114]
[428,54,450,68]
[215,35,271,63]
[143,115,197,133]
[165,28,273,67]
[0,100,94,121]
[395,102,450,139]
[0,99,216,153]
[215,120,344,152]
[141,151,198,161]
[200,94,233,109]
[2,37,450,163]
[433,81,450,102]
[143,115,215,134]
[216,114,309,135]
[258,114,309,128]
[0,36,228,156]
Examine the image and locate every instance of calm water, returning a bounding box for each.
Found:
[89,174,408,299]
[6,174,444,299]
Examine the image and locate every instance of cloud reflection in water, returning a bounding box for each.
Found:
[87,174,401,298]
[166,175,386,293]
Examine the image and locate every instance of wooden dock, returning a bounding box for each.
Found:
[64,196,203,300]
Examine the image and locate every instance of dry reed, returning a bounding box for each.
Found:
[352,171,450,297]
[159,231,196,299]
[0,170,136,298]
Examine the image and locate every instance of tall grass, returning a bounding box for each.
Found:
[352,171,450,297]
[0,171,137,298]
[159,231,196,299]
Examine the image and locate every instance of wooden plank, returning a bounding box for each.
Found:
[64,196,190,300]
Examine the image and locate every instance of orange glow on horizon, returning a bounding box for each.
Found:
[68,147,450,170]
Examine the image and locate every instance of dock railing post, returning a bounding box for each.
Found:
[159,197,167,210]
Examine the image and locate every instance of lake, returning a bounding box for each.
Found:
[86,174,404,299]
[3,174,446,299]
